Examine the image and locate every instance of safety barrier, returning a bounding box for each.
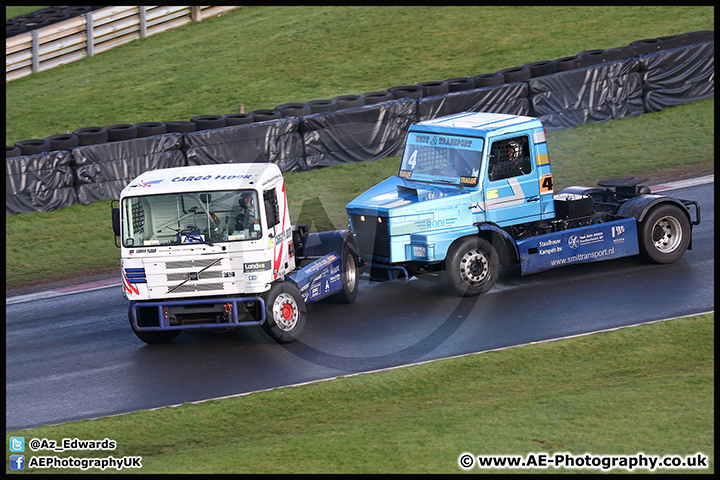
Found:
[5,32,714,215]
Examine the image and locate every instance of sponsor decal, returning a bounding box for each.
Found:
[244,262,270,272]
[129,179,164,188]
[171,174,253,182]
[413,134,474,149]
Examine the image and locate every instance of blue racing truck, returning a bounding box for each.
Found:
[346,112,700,296]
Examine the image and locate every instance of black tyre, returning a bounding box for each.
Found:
[361,91,393,105]
[472,72,504,87]
[388,85,423,99]
[134,122,167,137]
[15,139,51,155]
[128,302,181,344]
[638,204,691,264]
[261,282,306,343]
[164,121,196,133]
[416,80,449,97]
[276,103,311,117]
[497,66,531,83]
[45,133,79,150]
[445,77,475,92]
[249,109,282,122]
[73,126,108,145]
[333,95,365,109]
[190,115,226,131]
[222,113,255,125]
[106,124,138,141]
[629,38,662,55]
[306,99,338,113]
[555,55,579,72]
[442,237,499,297]
[523,60,557,78]
[6,145,21,158]
[336,244,359,304]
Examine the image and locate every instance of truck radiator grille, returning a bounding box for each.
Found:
[165,259,219,269]
[350,214,390,259]
[166,271,223,282]
[168,283,224,294]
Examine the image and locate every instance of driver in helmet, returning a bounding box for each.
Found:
[234,192,256,230]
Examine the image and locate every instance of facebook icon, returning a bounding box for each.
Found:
[10,455,25,470]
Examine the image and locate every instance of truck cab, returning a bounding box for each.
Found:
[116,163,295,301]
[113,163,359,344]
[347,112,553,271]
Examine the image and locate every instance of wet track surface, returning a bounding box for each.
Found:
[6,181,713,431]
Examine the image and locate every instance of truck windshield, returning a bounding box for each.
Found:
[398,132,484,186]
[121,190,261,247]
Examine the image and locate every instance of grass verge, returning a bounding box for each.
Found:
[6,313,713,474]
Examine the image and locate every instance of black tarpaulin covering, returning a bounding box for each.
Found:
[529,57,644,131]
[416,83,530,122]
[301,99,416,169]
[73,133,185,204]
[183,118,306,172]
[6,150,77,215]
[640,41,714,113]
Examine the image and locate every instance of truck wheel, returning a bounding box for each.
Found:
[443,237,499,296]
[128,302,180,344]
[638,204,691,264]
[337,247,359,304]
[262,282,306,343]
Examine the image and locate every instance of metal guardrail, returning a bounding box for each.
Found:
[6,5,241,82]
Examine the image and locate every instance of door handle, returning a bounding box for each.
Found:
[527,196,539,202]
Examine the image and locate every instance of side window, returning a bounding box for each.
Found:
[264,189,280,228]
[488,136,531,182]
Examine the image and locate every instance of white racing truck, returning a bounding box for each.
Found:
[111,163,358,344]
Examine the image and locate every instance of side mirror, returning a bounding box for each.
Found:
[111,200,121,247]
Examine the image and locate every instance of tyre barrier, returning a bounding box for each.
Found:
[361,91,394,105]
[45,133,79,150]
[497,66,532,83]
[332,94,365,109]
[471,72,504,87]
[106,124,138,142]
[276,103,312,117]
[306,99,338,113]
[416,80,449,97]
[6,145,22,158]
[164,121,197,133]
[388,85,424,100]
[249,109,282,122]
[190,115,226,131]
[222,113,255,125]
[7,6,99,38]
[555,55,579,72]
[134,122,167,137]
[523,60,558,78]
[73,127,108,146]
[14,139,51,156]
[445,77,476,92]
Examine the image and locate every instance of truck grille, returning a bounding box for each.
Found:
[165,259,219,269]
[169,283,224,294]
[350,214,390,260]
[166,270,224,282]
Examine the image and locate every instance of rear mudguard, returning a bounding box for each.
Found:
[617,195,699,249]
